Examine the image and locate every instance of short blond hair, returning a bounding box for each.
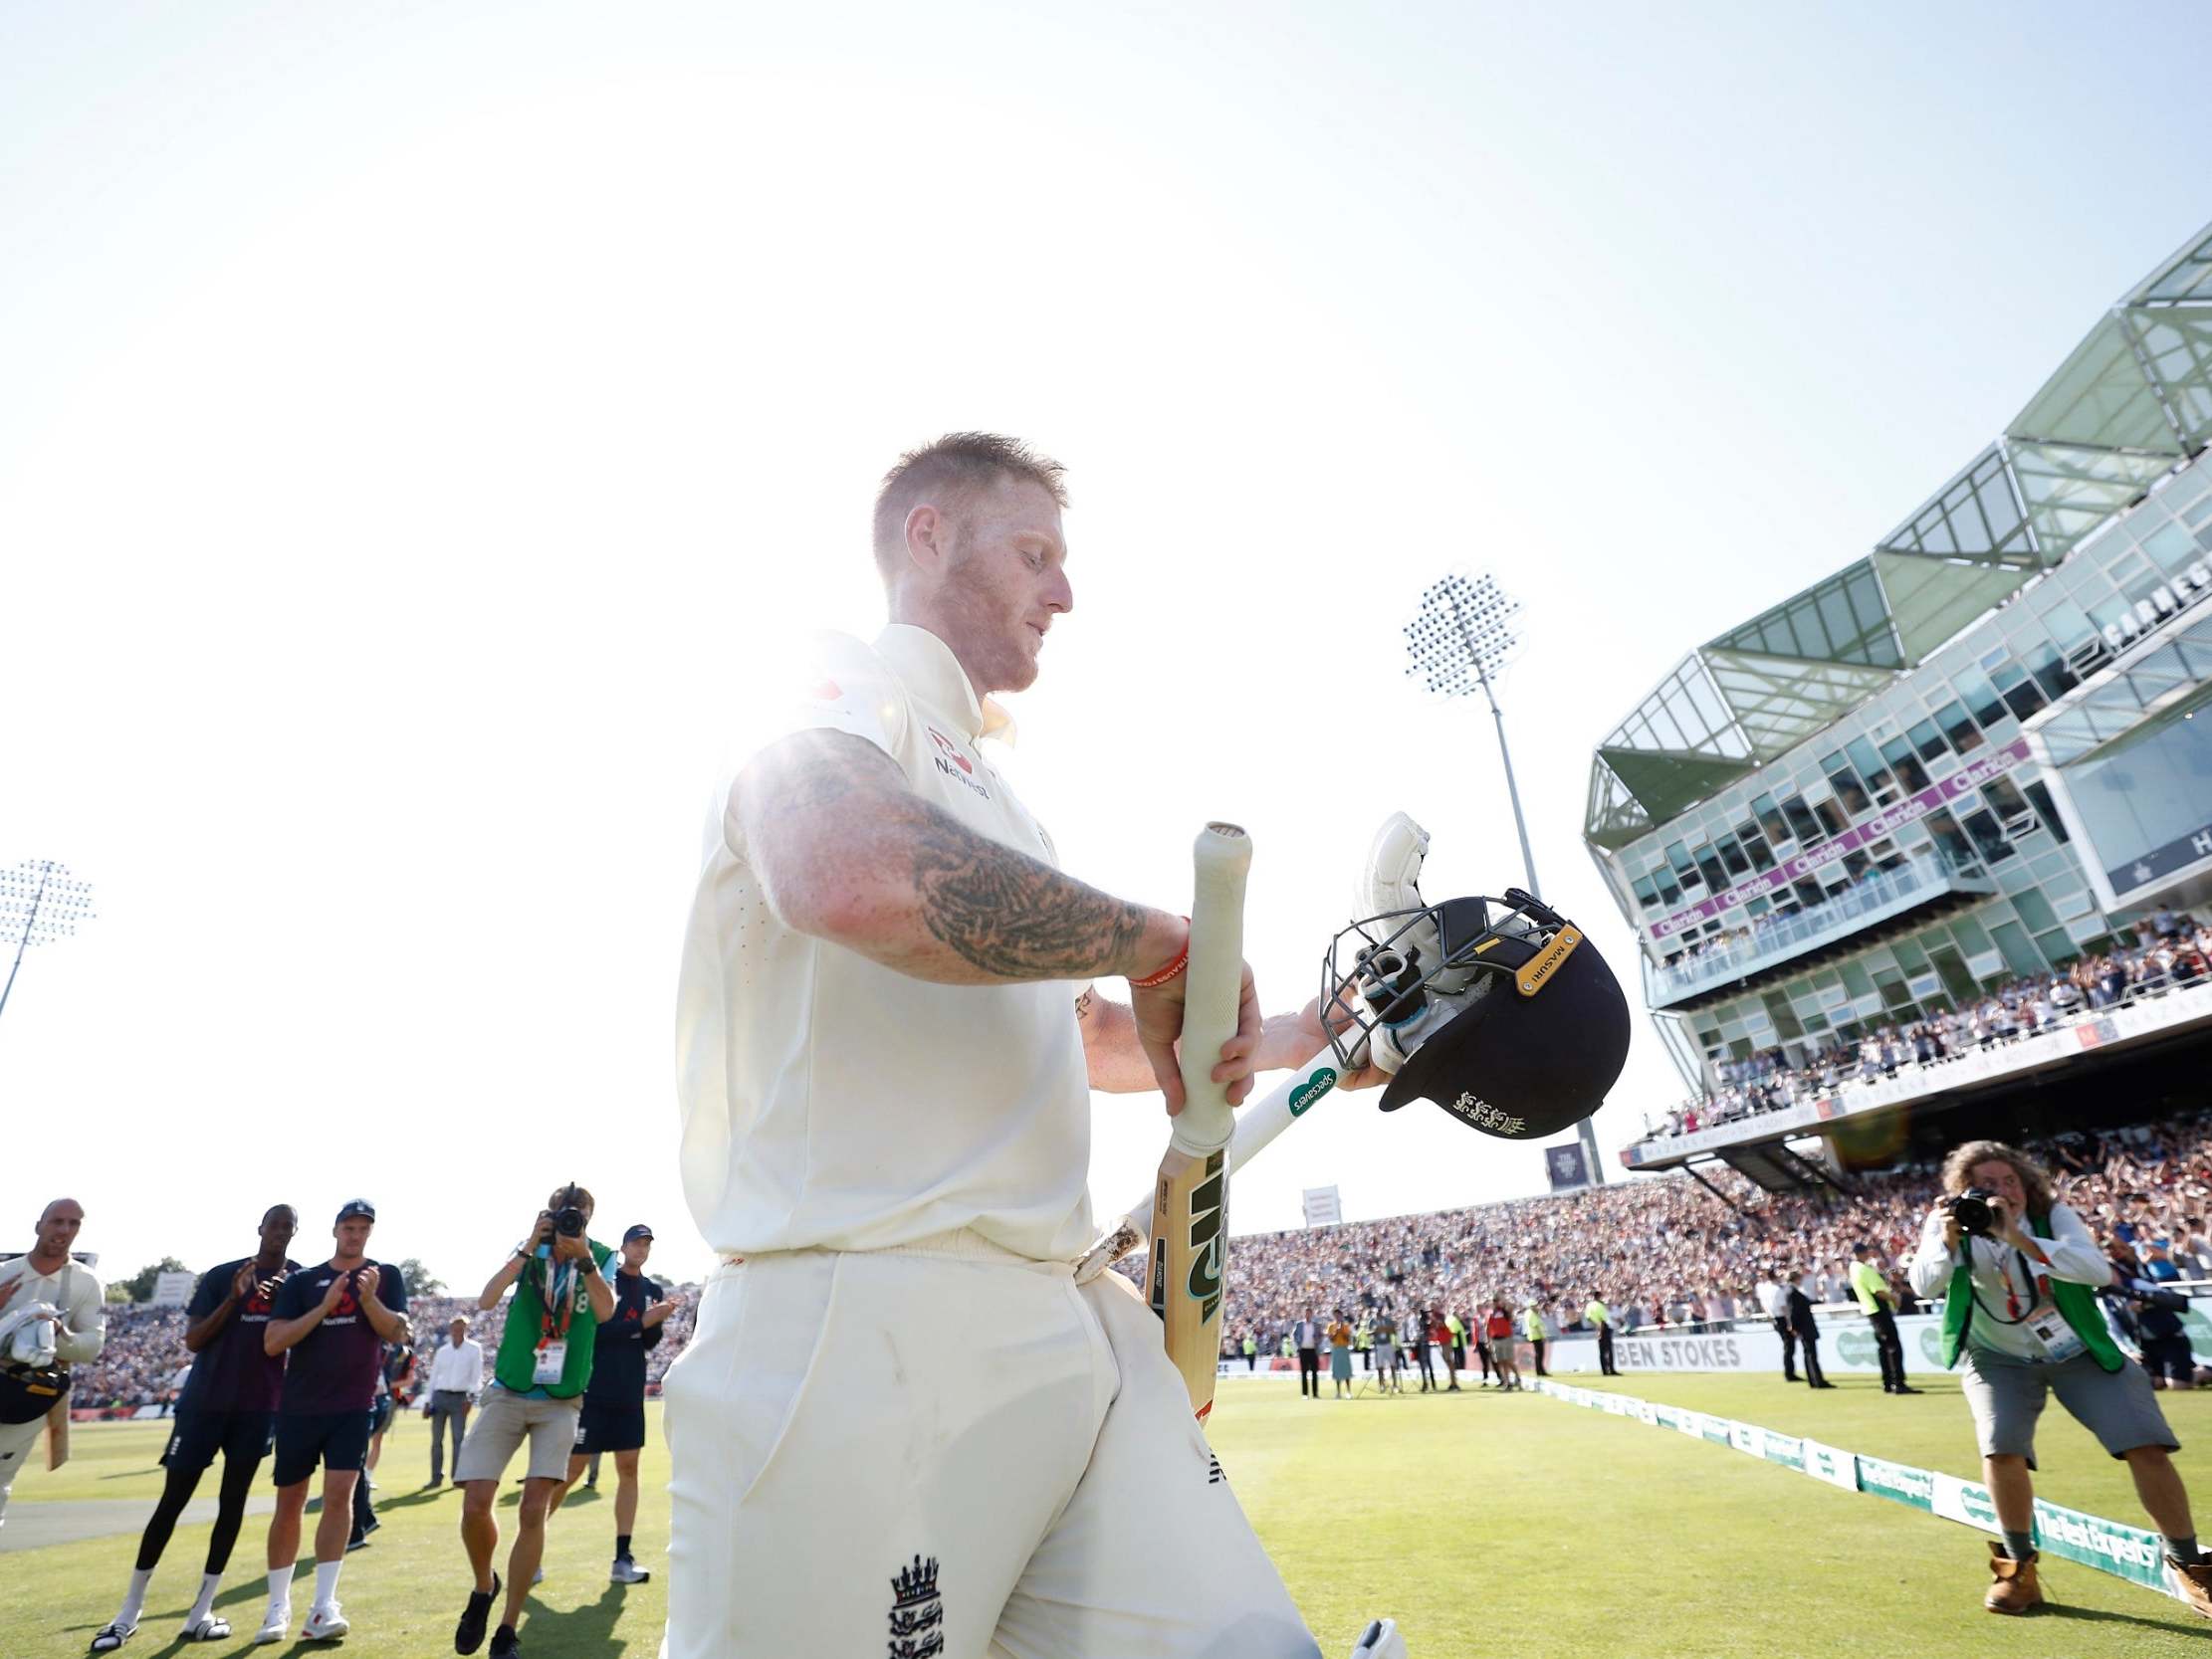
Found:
[1939,1140,2057,1217]
[872,433,1067,580]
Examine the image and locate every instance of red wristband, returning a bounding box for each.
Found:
[1129,920,1191,989]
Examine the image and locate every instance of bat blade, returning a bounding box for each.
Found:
[1147,822,1251,1421]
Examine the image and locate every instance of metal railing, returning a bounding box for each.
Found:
[1646,848,1993,1005]
[1635,969,2212,1151]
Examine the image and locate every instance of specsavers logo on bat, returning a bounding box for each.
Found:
[1288,1068,1337,1117]
[926,726,992,802]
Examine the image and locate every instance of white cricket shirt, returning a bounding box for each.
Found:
[0,1256,107,1365]
[676,624,1094,1262]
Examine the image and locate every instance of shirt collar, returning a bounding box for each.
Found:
[874,623,1016,745]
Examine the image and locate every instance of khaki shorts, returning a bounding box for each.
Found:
[453,1384,580,1485]
[1488,1337,1515,1363]
[1959,1346,2177,1471]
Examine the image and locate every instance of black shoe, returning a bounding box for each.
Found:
[1893,1385,1923,1395]
[456,1574,501,1655]
[489,1625,521,1659]
[346,1534,370,1552]
[1812,1381,1838,1389]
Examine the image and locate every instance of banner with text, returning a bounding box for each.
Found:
[1645,737,2033,942]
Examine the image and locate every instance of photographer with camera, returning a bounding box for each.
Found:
[2102,1251,2199,1393]
[1909,1140,2212,1617]
[453,1184,614,1659]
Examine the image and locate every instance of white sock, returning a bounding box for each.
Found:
[116,1566,153,1627]
[267,1565,293,1610]
[188,1570,223,1623]
[313,1559,343,1611]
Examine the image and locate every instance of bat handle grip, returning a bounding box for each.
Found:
[1170,822,1252,1158]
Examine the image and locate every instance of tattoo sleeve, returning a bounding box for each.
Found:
[737,728,1162,985]
[910,817,1150,978]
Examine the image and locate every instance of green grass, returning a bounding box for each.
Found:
[8,1376,2212,1657]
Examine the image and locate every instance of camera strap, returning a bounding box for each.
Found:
[537,1260,579,1346]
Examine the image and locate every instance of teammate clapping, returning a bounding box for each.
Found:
[256,1199,410,1645]
[90,1205,301,1651]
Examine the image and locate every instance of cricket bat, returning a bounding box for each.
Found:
[1076,1052,1346,1286]
[1143,822,1251,1422]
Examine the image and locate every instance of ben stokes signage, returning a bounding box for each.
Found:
[1646,737,2033,942]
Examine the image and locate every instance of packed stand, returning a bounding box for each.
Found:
[1215,1110,2212,1362]
[72,1283,701,1411]
[1645,907,2212,1143]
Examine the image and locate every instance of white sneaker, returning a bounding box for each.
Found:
[1350,1618,1407,1658]
[303,1603,349,1641]
[255,1605,291,1645]
[609,1555,651,1584]
[532,1565,544,1585]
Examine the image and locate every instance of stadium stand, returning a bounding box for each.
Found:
[1212,1110,2212,1361]
[75,1287,702,1413]
[1643,912,2211,1141]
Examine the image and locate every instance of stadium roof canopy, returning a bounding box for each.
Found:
[1586,221,2212,851]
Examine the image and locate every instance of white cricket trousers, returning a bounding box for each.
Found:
[661,1230,1319,1659]
[0,1411,48,1525]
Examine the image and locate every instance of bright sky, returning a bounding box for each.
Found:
[5,2,2211,1292]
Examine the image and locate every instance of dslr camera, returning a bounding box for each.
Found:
[549,1183,588,1240]
[1947,1187,2002,1239]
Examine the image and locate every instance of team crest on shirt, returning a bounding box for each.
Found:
[887,1555,944,1658]
[924,727,991,802]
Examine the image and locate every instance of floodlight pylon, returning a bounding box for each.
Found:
[0,860,98,1028]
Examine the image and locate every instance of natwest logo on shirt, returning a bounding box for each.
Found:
[926,726,992,800]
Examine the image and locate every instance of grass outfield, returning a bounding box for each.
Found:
[6,1373,2212,1657]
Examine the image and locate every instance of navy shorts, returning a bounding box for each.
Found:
[573,1401,647,1454]
[272,1409,373,1486]
[2143,1336,2197,1384]
[161,1408,275,1477]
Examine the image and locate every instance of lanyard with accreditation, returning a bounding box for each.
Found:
[532,1256,585,1385]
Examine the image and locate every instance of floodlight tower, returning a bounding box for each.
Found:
[1403,573,1606,1184]
[0,860,98,1028]
[1403,572,1541,898]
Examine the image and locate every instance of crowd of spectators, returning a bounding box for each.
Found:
[1215,1111,2212,1363]
[72,1283,703,1412]
[1649,907,2212,1143]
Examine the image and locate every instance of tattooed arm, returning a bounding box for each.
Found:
[733,728,1259,1110]
[734,728,1186,987]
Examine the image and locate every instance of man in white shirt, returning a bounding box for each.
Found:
[1754,1269,1798,1383]
[423,1316,484,1488]
[664,434,1394,1659]
[1909,1139,2212,1618]
[0,1198,107,1526]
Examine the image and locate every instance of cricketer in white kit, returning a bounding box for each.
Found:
[0,1199,106,1526]
[666,434,1367,1658]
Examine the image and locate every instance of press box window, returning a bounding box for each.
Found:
[1933,699,1985,755]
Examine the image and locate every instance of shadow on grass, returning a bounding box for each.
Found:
[517,1577,638,1656]
[2040,1601,2212,1636]
[373,1486,452,1512]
